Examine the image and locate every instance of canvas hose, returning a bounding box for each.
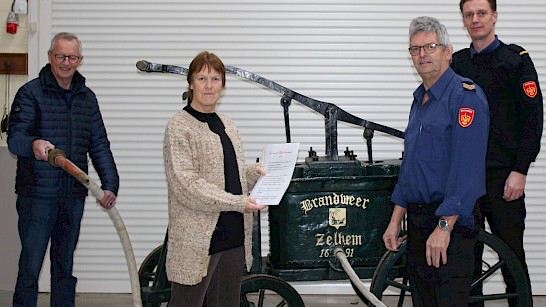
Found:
[334,247,387,307]
[47,148,142,307]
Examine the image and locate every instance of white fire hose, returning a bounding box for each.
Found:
[47,149,142,307]
[333,247,387,307]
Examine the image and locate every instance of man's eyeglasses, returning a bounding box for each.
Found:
[53,54,81,63]
[408,43,445,56]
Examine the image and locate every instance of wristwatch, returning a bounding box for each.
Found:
[438,218,453,232]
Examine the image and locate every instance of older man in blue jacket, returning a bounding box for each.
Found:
[8,32,119,307]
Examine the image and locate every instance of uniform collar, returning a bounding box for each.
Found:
[470,35,501,58]
[414,67,456,103]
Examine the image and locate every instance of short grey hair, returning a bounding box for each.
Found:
[48,32,83,54]
[409,16,451,46]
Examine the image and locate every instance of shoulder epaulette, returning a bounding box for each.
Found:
[462,81,476,92]
[507,44,529,57]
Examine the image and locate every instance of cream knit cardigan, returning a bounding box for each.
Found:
[163,109,261,286]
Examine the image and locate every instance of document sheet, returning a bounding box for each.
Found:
[250,143,300,205]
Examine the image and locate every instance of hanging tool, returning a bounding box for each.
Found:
[1,61,11,135]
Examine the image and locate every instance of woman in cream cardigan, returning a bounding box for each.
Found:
[163,51,267,307]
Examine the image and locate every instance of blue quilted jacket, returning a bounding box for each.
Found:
[7,64,119,198]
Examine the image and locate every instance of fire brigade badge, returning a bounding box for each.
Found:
[329,208,346,229]
[523,81,538,98]
[458,108,475,128]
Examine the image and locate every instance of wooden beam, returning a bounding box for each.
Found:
[0,53,28,75]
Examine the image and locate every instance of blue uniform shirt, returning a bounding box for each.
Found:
[391,67,490,227]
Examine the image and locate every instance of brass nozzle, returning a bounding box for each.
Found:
[47,148,66,167]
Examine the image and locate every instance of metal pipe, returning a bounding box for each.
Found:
[333,247,387,307]
[47,148,142,307]
[136,60,405,162]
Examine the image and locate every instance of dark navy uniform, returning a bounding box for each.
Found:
[452,37,543,306]
[391,67,489,307]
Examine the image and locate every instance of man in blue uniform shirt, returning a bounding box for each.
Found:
[382,16,489,306]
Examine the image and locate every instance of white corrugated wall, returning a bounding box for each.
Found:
[29,0,546,295]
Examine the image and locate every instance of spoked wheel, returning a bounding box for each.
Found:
[139,244,171,307]
[240,274,305,307]
[139,244,165,288]
[367,240,409,307]
[469,230,532,306]
[367,229,532,307]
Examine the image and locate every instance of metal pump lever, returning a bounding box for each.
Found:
[136,60,404,163]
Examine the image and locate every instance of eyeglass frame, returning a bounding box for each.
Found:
[408,43,446,56]
[52,54,81,64]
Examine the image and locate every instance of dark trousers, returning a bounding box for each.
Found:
[470,168,531,307]
[169,246,245,307]
[13,196,85,307]
[407,202,478,307]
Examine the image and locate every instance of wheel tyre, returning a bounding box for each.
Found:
[470,230,532,306]
[368,230,532,307]
[139,244,165,288]
[240,274,305,307]
[139,244,170,307]
[367,240,409,307]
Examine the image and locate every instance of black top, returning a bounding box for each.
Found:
[184,105,244,254]
[451,41,543,175]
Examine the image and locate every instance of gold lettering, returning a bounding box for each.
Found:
[315,232,363,248]
[355,197,362,208]
[301,193,371,214]
[315,231,363,258]
[362,198,369,209]
[315,233,325,246]
[333,193,340,205]
[301,199,313,214]
[325,235,333,246]
[318,196,327,206]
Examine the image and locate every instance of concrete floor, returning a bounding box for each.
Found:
[0,291,403,306]
[1,290,545,306]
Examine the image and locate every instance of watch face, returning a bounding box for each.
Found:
[438,219,452,231]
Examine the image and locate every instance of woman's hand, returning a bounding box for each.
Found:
[255,163,266,176]
[244,196,267,213]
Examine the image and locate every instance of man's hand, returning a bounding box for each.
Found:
[426,227,451,268]
[383,221,404,251]
[32,139,55,161]
[98,190,117,210]
[383,205,406,251]
[503,171,526,201]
